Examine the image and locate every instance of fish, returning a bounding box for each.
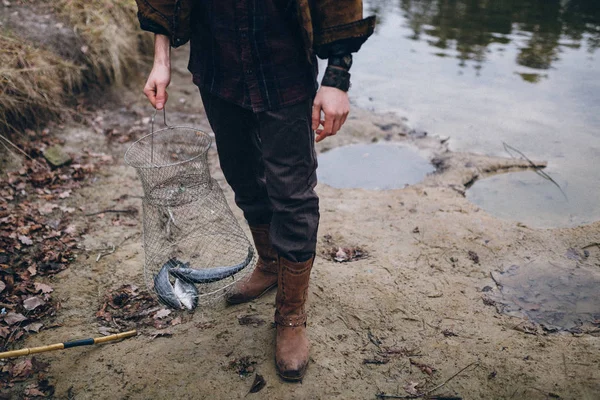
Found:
[173,278,199,310]
[153,259,182,310]
[169,246,254,284]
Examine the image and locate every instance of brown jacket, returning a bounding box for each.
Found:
[135,0,375,61]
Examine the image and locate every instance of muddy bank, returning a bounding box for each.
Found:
[4,46,599,400]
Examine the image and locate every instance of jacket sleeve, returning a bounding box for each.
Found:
[135,0,192,48]
[311,0,376,59]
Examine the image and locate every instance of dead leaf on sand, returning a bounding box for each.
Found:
[154,309,172,319]
[24,386,46,397]
[38,203,59,215]
[11,359,33,379]
[18,235,33,246]
[34,282,53,294]
[248,373,266,394]
[24,323,44,333]
[3,312,27,325]
[328,246,368,262]
[514,322,539,335]
[23,296,45,311]
[410,358,437,376]
[237,314,266,327]
[98,326,115,336]
[150,331,173,340]
[468,250,480,264]
[403,380,421,396]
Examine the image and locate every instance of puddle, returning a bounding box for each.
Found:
[466,170,600,228]
[489,261,600,333]
[317,143,434,190]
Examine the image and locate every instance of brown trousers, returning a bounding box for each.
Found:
[200,90,319,262]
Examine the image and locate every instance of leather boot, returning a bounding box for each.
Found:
[275,255,314,381]
[226,225,278,304]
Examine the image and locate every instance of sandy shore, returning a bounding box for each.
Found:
[13,47,600,400]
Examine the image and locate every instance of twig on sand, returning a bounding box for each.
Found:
[582,243,600,250]
[489,272,502,289]
[376,361,479,399]
[502,142,567,201]
[0,133,33,160]
[93,234,138,262]
[85,208,138,217]
[96,244,116,262]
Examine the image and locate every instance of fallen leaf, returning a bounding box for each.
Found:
[248,373,266,394]
[334,247,348,262]
[34,282,54,294]
[31,357,50,373]
[63,225,77,235]
[59,206,75,213]
[154,309,172,319]
[0,281,5,293]
[0,326,10,338]
[4,312,27,325]
[98,326,115,336]
[403,381,420,396]
[19,235,33,246]
[24,323,44,333]
[38,203,59,215]
[12,359,33,378]
[237,314,266,327]
[514,322,538,335]
[150,331,173,340]
[36,378,55,396]
[25,387,46,397]
[410,358,436,376]
[468,250,480,264]
[58,190,71,199]
[28,265,37,276]
[23,296,45,311]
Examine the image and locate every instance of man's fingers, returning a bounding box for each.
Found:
[340,113,348,128]
[311,103,322,130]
[155,83,168,110]
[323,114,334,135]
[143,84,157,108]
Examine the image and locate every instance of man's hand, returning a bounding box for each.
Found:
[143,34,171,110]
[312,86,350,143]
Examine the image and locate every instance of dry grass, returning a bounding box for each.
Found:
[54,0,152,86]
[0,0,152,134]
[0,34,83,133]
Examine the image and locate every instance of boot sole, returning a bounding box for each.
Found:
[276,362,307,382]
[225,283,277,305]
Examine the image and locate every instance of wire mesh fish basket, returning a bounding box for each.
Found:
[124,110,256,310]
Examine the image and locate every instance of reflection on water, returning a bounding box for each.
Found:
[352,0,600,227]
[467,170,599,228]
[368,0,600,78]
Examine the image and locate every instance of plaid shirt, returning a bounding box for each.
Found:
[189,0,318,112]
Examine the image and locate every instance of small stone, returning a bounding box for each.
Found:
[43,145,72,167]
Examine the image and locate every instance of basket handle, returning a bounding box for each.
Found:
[150,107,169,163]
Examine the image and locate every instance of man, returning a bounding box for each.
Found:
[135,0,374,381]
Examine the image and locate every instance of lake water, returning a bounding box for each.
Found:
[350,0,600,228]
[318,143,434,190]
